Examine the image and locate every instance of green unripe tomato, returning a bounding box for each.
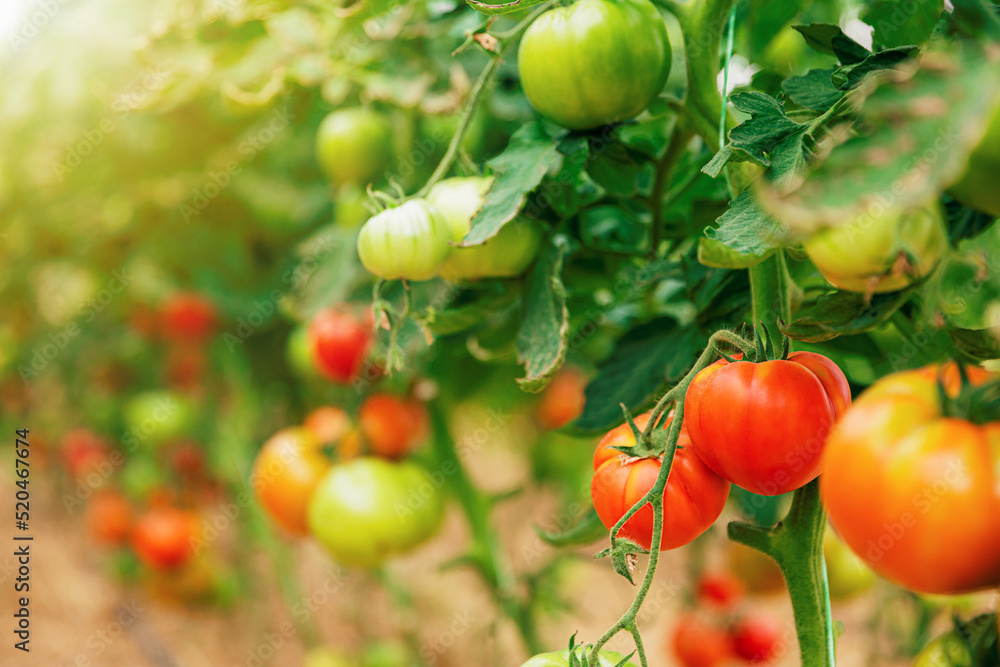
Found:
[949,104,1000,216]
[357,199,453,281]
[307,457,444,567]
[286,325,319,379]
[334,183,373,228]
[123,390,196,447]
[825,530,876,601]
[521,650,637,667]
[517,0,671,130]
[913,633,972,667]
[761,25,807,74]
[802,201,947,293]
[315,108,393,187]
[427,177,544,281]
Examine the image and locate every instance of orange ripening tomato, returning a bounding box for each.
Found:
[536,367,587,430]
[131,506,199,570]
[671,614,734,667]
[590,413,730,550]
[308,307,373,384]
[359,393,429,459]
[821,364,1000,595]
[684,351,851,495]
[252,427,330,535]
[160,292,217,343]
[87,490,133,546]
[303,406,352,445]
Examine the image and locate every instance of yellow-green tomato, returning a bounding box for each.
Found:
[427,177,544,281]
[315,108,393,187]
[517,0,671,130]
[802,201,947,293]
[356,199,452,281]
[521,650,637,667]
[307,457,444,567]
[950,105,1000,216]
[334,183,372,228]
[913,633,972,667]
[825,530,876,601]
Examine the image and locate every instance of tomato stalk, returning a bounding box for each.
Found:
[427,402,544,656]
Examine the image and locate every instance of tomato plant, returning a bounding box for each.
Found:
[521,649,637,667]
[684,351,851,496]
[131,506,199,570]
[590,413,730,550]
[518,0,671,130]
[671,614,734,667]
[308,307,373,384]
[821,364,1000,595]
[315,108,393,188]
[307,457,444,567]
[358,393,428,459]
[357,199,454,281]
[252,427,330,535]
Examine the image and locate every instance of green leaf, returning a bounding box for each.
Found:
[587,141,644,197]
[546,137,605,219]
[950,328,1000,361]
[863,0,944,48]
[727,92,806,167]
[747,0,810,54]
[949,0,1000,41]
[782,69,843,111]
[421,287,520,337]
[285,226,362,319]
[610,537,647,584]
[792,23,871,64]
[465,123,561,246]
[574,318,704,432]
[762,50,1000,236]
[534,507,607,548]
[781,288,916,343]
[831,46,919,90]
[516,235,571,392]
[928,223,1000,330]
[699,188,784,269]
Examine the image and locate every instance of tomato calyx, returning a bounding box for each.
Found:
[735,322,791,364]
[937,365,1000,424]
[607,407,665,460]
[594,536,649,584]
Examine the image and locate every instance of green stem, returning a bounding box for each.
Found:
[749,251,791,352]
[649,127,694,256]
[728,480,835,667]
[428,402,543,655]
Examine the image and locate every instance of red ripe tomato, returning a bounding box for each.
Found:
[87,491,132,545]
[252,427,331,535]
[697,571,746,609]
[821,363,1000,594]
[731,614,784,663]
[684,351,851,496]
[61,428,111,480]
[160,292,217,343]
[590,413,730,550]
[671,614,734,667]
[308,307,372,384]
[359,393,428,459]
[536,366,587,430]
[131,506,199,570]
[303,406,352,445]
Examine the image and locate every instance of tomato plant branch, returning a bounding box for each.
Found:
[728,480,836,667]
[427,401,543,655]
[649,127,694,256]
[749,251,791,356]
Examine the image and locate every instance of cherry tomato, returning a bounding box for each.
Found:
[61,428,111,480]
[912,632,972,667]
[731,613,784,663]
[87,490,132,546]
[521,650,637,667]
[307,457,444,567]
[590,413,730,550]
[803,201,947,294]
[359,393,428,459]
[308,307,372,384]
[697,571,746,610]
[160,292,217,343]
[518,0,671,130]
[252,427,330,535]
[536,366,587,430]
[671,614,734,667]
[821,364,1000,594]
[425,176,543,281]
[287,325,320,379]
[303,406,352,446]
[315,108,393,187]
[357,199,453,281]
[131,506,199,570]
[684,351,851,496]
[122,390,197,448]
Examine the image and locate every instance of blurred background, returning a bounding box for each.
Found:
[0,0,997,666]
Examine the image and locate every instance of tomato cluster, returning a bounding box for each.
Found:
[252,391,443,567]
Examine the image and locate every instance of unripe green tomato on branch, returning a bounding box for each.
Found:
[315,108,393,188]
[517,0,671,130]
[357,199,453,281]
